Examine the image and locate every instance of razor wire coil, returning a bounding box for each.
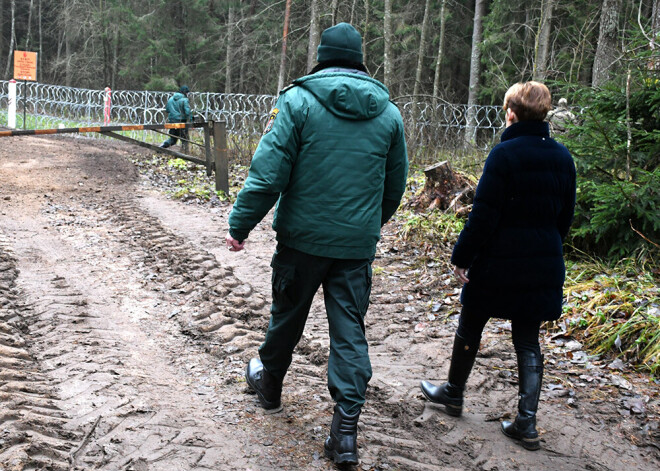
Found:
[0,81,505,165]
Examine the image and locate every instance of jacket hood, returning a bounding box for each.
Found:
[293,72,390,120]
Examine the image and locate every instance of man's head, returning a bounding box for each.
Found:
[503,81,552,125]
[180,85,190,95]
[317,23,363,65]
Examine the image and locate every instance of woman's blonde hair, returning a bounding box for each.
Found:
[503,81,552,121]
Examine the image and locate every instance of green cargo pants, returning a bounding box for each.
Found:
[258,244,373,415]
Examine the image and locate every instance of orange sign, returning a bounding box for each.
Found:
[14,50,38,81]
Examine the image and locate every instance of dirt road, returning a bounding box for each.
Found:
[0,134,657,470]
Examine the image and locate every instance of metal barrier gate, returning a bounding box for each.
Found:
[0,120,230,193]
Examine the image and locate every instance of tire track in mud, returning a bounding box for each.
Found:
[94,195,270,359]
[0,231,81,471]
[25,193,264,470]
[1,193,263,469]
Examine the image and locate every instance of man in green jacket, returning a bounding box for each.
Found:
[160,85,192,148]
[226,23,408,465]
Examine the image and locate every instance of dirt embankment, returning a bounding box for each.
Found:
[0,134,657,471]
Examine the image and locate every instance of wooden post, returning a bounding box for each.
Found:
[204,122,212,177]
[212,121,229,194]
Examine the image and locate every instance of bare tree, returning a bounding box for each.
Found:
[464,0,487,146]
[3,0,16,79]
[592,0,622,88]
[307,0,319,73]
[38,0,43,79]
[651,0,660,50]
[225,6,235,93]
[277,0,292,92]
[0,0,4,71]
[25,0,35,51]
[533,0,555,80]
[363,0,369,66]
[64,1,72,86]
[413,0,431,102]
[432,0,448,104]
[331,0,339,24]
[383,0,393,88]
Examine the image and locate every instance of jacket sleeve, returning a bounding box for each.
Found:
[451,148,508,268]
[182,98,192,121]
[381,112,409,226]
[228,93,301,242]
[557,156,577,241]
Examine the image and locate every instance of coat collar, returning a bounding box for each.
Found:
[501,121,550,142]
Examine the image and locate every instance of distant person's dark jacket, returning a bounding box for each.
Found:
[451,121,576,321]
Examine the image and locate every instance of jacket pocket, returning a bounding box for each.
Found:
[356,263,373,316]
[270,254,296,312]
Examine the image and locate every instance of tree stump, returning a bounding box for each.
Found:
[409,160,475,214]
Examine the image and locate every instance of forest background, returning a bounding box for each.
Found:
[1,0,659,371]
[0,0,656,101]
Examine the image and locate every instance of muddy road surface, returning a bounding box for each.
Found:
[0,134,657,471]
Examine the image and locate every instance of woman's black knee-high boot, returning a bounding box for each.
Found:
[501,351,543,450]
[420,333,478,417]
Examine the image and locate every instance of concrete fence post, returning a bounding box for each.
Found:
[8,80,17,129]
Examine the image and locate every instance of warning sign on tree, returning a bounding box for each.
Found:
[14,51,38,81]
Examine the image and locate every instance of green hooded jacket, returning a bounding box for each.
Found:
[165,92,192,123]
[228,71,408,259]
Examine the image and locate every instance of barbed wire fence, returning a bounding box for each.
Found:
[0,81,504,169]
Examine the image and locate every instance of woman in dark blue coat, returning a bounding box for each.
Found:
[420,82,576,451]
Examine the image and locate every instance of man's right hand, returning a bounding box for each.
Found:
[225,232,245,252]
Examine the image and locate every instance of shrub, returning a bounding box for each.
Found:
[560,77,660,261]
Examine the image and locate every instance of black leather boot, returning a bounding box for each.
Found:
[420,333,478,417]
[159,141,171,148]
[324,404,360,465]
[245,358,283,412]
[501,352,543,451]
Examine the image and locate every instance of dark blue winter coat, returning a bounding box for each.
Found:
[451,121,576,321]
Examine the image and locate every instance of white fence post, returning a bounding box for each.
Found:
[8,79,17,129]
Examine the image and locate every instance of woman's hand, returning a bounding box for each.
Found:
[453,266,469,284]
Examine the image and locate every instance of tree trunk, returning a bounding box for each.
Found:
[238,7,248,92]
[225,6,235,93]
[277,0,292,92]
[383,0,393,88]
[331,0,339,24]
[432,0,447,104]
[592,0,622,88]
[0,0,5,72]
[533,0,555,80]
[173,1,188,68]
[363,0,369,66]
[64,2,71,87]
[652,0,660,50]
[464,0,486,147]
[413,0,431,102]
[307,0,319,73]
[411,161,475,214]
[38,0,42,80]
[112,27,119,90]
[350,0,358,25]
[25,0,34,50]
[4,0,16,79]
